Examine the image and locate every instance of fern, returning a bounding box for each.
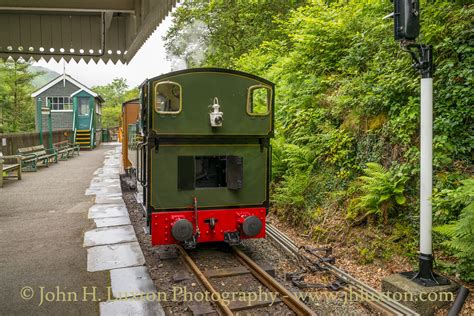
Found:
[271,137,287,180]
[433,178,474,223]
[273,172,310,209]
[347,163,408,224]
[434,179,474,281]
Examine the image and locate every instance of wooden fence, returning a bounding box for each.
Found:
[0,129,73,155]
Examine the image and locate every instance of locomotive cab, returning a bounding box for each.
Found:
[137,68,274,248]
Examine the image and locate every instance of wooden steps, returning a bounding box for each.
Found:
[75,129,91,149]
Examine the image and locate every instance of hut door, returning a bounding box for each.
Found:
[77,97,90,129]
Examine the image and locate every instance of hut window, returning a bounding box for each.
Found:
[47,96,72,111]
[247,86,271,115]
[78,97,90,115]
[155,81,181,114]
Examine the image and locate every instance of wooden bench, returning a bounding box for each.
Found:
[54,140,75,160]
[17,145,58,171]
[1,155,22,187]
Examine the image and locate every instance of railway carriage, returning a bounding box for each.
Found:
[121,98,140,189]
[130,68,274,248]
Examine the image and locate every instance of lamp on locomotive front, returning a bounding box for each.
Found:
[209,97,223,127]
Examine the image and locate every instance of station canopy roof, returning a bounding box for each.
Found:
[0,0,177,64]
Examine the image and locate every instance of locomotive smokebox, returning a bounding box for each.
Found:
[241,216,263,237]
[171,219,194,241]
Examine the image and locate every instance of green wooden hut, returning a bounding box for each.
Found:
[31,74,104,149]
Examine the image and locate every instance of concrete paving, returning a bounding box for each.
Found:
[87,242,146,272]
[109,266,156,298]
[82,146,164,315]
[95,194,124,204]
[83,225,137,247]
[94,216,131,228]
[88,204,128,218]
[0,145,112,315]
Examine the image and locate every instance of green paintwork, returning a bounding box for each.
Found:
[150,145,268,210]
[73,96,78,130]
[47,98,53,149]
[151,72,273,136]
[73,91,95,130]
[141,69,274,214]
[89,96,95,146]
[37,98,43,145]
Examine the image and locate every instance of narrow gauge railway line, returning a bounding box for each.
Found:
[177,245,316,315]
[266,224,419,316]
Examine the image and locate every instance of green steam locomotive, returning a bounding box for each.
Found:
[130,68,274,248]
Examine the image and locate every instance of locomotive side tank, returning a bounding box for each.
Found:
[138,68,274,248]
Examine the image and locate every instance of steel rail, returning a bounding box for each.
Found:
[177,243,316,315]
[176,245,233,315]
[266,224,419,316]
[232,247,317,316]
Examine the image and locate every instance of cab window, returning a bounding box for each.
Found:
[155,81,181,114]
[248,85,271,115]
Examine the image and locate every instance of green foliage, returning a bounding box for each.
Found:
[356,224,418,264]
[389,222,418,259]
[251,88,269,114]
[101,106,122,128]
[123,88,139,103]
[167,1,473,270]
[92,78,130,107]
[92,78,138,128]
[273,172,310,210]
[358,247,376,264]
[0,59,38,133]
[434,179,474,281]
[164,0,304,68]
[433,177,474,223]
[348,163,408,224]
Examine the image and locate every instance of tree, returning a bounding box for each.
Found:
[123,88,139,103]
[93,78,139,128]
[101,106,122,128]
[164,0,305,68]
[92,78,129,107]
[0,59,38,133]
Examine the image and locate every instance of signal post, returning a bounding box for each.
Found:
[381,1,458,315]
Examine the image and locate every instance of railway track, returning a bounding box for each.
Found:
[266,224,419,316]
[177,244,316,315]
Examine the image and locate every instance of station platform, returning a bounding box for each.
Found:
[0,145,118,314]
